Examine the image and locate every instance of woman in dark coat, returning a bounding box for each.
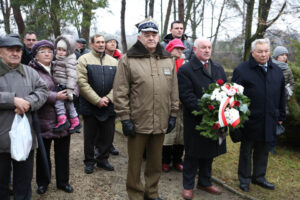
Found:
[178,38,227,199]
[28,40,75,194]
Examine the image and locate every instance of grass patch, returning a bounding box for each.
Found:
[115,120,300,199]
[213,137,300,200]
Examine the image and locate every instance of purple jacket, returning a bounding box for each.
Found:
[29,60,70,138]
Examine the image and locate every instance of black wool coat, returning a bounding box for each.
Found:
[231,55,286,142]
[178,55,227,158]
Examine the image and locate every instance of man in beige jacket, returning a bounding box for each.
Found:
[113,18,179,200]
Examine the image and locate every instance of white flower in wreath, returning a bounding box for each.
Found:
[210,88,220,100]
[233,83,244,94]
[216,91,227,102]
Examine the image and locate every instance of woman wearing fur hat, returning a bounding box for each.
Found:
[29,40,77,194]
[270,46,295,154]
[52,35,81,134]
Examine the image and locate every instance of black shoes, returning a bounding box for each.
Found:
[57,184,74,193]
[239,184,249,192]
[37,185,48,194]
[252,180,275,190]
[84,164,94,174]
[97,160,114,171]
[110,147,119,155]
[144,196,163,200]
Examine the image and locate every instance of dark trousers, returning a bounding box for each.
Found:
[162,144,184,165]
[36,135,70,187]
[0,151,34,200]
[183,155,213,189]
[83,115,115,165]
[238,140,269,185]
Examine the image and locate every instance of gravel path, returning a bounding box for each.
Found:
[30,132,245,200]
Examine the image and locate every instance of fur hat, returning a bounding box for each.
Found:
[273,46,288,58]
[31,40,54,57]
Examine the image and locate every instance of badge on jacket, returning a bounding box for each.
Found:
[163,67,171,75]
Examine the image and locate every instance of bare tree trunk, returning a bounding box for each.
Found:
[212,0,227,56]
[173,0,176,21]
[0,0,11,34]
[163,0,173,38]
[201,0,205,37]
[145,0,149,18]
[81,0,93,45]
[243,0,286,60]
[243,0,255,61]
[121,0,127,53]
[184,0,194,30]
[149,0,154,17]
[210,0,216,40]
[11,2,25,35]
[50,0,61,38]
[178,0,184,22]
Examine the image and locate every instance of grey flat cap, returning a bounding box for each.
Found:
[0,36,23,48]
[76,38,86,44]
[7,33,21,39]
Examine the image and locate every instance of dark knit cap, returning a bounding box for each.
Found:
[31,40,54,57]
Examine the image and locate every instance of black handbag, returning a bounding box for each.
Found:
[229,128,243,143]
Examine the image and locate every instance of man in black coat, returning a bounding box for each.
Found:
[231,38,286,192]
[178,38,227,199]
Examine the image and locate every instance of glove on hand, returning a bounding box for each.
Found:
[121,120,135,137]
[166,116,176,134]
[67,89,73,101]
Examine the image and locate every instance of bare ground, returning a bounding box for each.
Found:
[30,132,244,200]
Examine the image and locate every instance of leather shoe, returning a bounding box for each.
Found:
[197,185,222,195]
[144,196,163,200]
[239,184,249,192]
[174,163,183,172]
[182,189,193,200]
[57,184,73,193]
[162,164,170,172]
[252,180,275,190]
[97,160,114,171]
[84,164,94,174]
[110,147,119,155]
[37,185,48,194]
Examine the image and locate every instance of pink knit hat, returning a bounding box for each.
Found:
[166,38,186,53]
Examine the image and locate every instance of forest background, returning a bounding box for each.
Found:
[1,0,300,143]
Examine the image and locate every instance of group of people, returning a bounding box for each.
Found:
[0,16,293,200]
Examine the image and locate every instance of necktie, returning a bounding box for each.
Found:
[259,64,267,72]
[204,63,208,70]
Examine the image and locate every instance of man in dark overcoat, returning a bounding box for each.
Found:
[231,38,286,192]
[178,38,227,199]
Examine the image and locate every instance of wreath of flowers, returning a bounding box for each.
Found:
[192,79,251,141]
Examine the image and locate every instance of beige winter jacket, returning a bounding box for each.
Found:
[113,41,179,134]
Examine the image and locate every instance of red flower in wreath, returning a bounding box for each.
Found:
[208,105,214,110]
[213,122,220,130]
[234,101,241,107]
[216,79,224,85]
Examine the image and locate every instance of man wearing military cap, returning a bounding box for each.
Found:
[0,36,48,199]
[113,17,179,200]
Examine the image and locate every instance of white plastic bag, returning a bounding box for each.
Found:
[9,114,32,161]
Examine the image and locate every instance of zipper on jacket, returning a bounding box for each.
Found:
[100,56,105,93]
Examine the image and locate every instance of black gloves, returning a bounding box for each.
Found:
[121,120,135,137]
[166,116,176,134]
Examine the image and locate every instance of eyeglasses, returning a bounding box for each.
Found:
[38,50,53,54]
[26,39,37,42]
